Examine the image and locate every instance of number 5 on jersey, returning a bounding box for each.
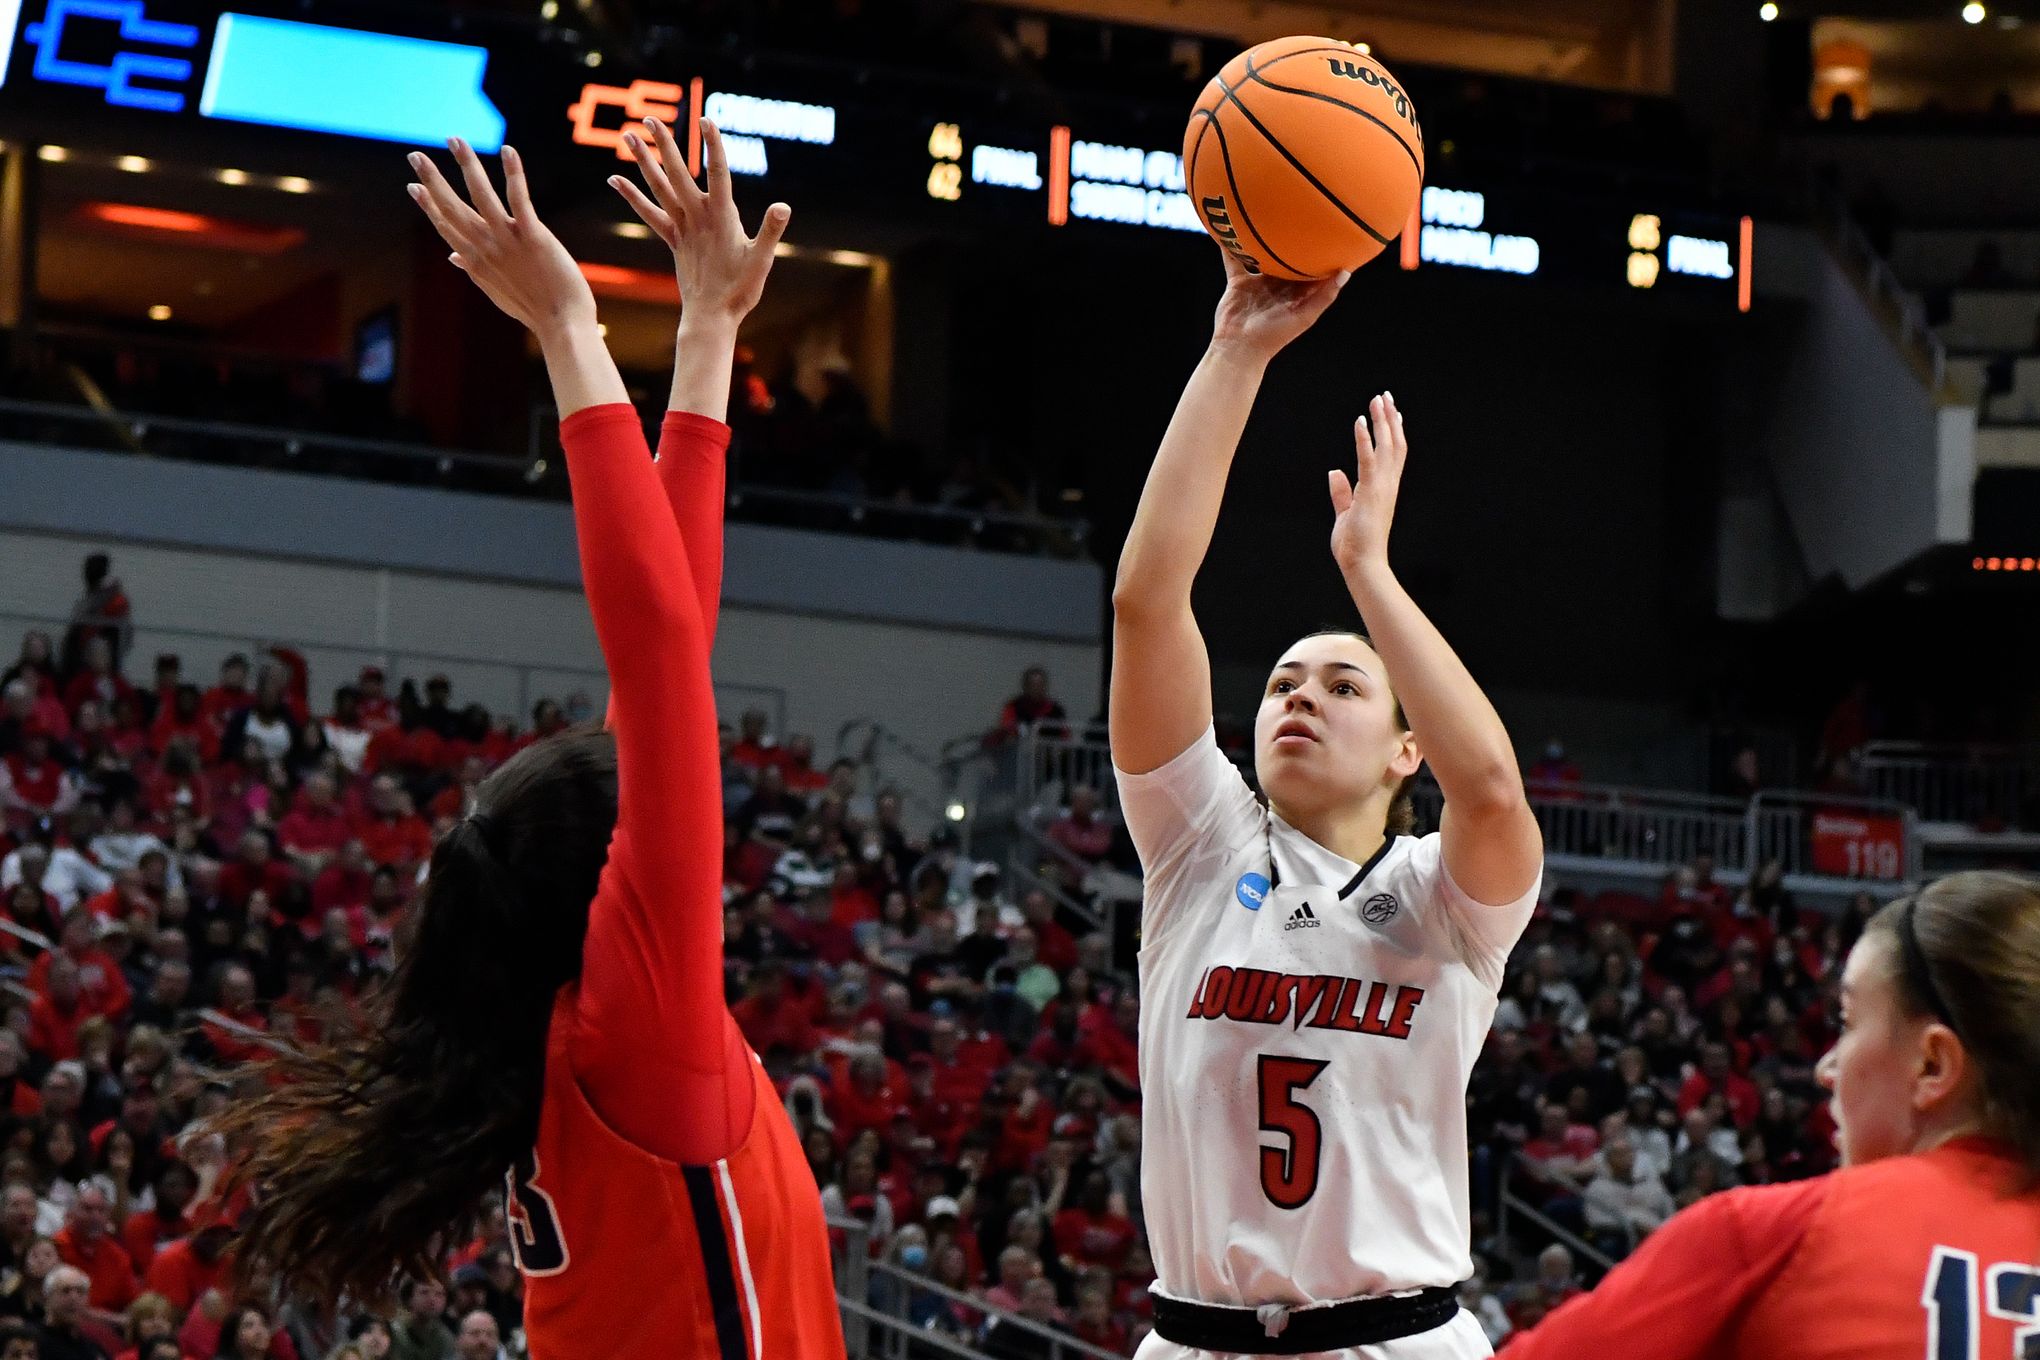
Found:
[507,1154,570,1276]
[1257,1056,1329,1209]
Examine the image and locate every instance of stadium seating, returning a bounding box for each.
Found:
[0,579,1857,1356]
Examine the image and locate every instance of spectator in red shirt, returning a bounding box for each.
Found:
[1052,1172,1137,1270]
[352,775,431,872]
[2,722,80,824]
[28,957,93,1061]
[61,638,134,722]
[427,757,489,823]
[54,1183,137,1312]
[276,774,350,876]
[826,862,879,929]
[146,653,181,720]
[351,665,395,729]
[729,963,820,1061]
[830,1049,903,1144]
[729,708,776,772]
[199,655,252,731]
[1072,989,1140,1093]
[198,965,268,1065]
[121,1162,197,1276]
[1017,890,1078,973]
[28,913,131,1022]
[142,1223,233,1314]
[988,666,1067,747]
[774,734,829,794]
[311,840,374,917]
[214,831,296,919]
[146,687,216,764]
[1675,1040,1760,1129]
[1046,787,1113,864]
[923,1018,986,1112]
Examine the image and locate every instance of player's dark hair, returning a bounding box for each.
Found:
[1864,871,2040,1182]
[1293,629,1418,835]
[209,726,619,1305]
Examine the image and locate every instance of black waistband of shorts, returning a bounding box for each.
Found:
[1151,1285,1459,1356]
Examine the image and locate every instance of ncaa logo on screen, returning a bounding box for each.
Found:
[1362,893,1400,924]
[1235,872,1270,911]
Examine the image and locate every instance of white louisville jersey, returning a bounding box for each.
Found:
[1117,728,1538,1311]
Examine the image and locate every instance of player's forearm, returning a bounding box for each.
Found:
[537,320,632,419]
[1112,342,1268,612]
[1340,557,1523,809]
[668,313,740,421]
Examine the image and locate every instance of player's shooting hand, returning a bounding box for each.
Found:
[612,118,791,323]
[1329,391,1406,575]
[406,139,598,344]
[1211,249,1350,361]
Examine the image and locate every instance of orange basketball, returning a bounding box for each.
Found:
[1183,38,1425,280]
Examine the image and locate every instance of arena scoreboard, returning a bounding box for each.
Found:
[0,0,1751,306]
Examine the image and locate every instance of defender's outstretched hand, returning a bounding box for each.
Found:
[612,118,791,322]
[407,138,595,342]
[1329,391,1407,574]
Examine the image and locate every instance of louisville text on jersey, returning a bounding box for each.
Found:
[1183,965,1426,1040]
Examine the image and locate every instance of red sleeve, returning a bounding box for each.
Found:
[556,405,752,1165]
[657,411,730,645]
[599,411,729,728]
[1501,1177,1829,1360]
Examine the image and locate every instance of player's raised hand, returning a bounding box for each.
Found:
[1211,248,1350,361]
[1329,391,1407,574]
[406,139,596,342]
[612,117,791,322]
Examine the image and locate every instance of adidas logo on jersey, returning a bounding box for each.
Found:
[1284,901,1321,931]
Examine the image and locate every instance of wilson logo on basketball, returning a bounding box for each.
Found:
[1199,196,1263,274]
[1325,59,1421,131]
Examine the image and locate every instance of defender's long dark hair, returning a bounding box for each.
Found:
[213,728,618,1305]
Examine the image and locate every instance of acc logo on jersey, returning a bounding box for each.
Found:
[1236,872,1271,911]
[1361,893,1400,924]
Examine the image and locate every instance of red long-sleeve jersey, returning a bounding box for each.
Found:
[511,406,843,1360]
[1503,1137,2040,1360]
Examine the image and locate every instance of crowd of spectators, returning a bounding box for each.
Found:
[0,549,1876,1360]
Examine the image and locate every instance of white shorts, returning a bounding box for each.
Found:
[1134,1306,1492,1360]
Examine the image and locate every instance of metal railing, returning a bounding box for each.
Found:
[1495,1155,1618,1278]
[1811,183,1950,394]
[1016,727,1924,893]
[1855,740,2040,830]
[0,395,1091,557]
[1749,788,1922,884]
[1417,780,1754,877]
[1008,816,1112,932]
[835,719,1001,843]
[0,610,609,733]
[828,1215,1126,1360]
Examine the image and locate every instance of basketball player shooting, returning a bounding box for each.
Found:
[1110,249,1544,1359]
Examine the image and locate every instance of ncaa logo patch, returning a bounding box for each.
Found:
[1362,893,1400,924]
[1235,872,1270,911]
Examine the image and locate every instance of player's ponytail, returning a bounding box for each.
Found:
[1869,871,2040,1184]
[211,728,619,1305]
